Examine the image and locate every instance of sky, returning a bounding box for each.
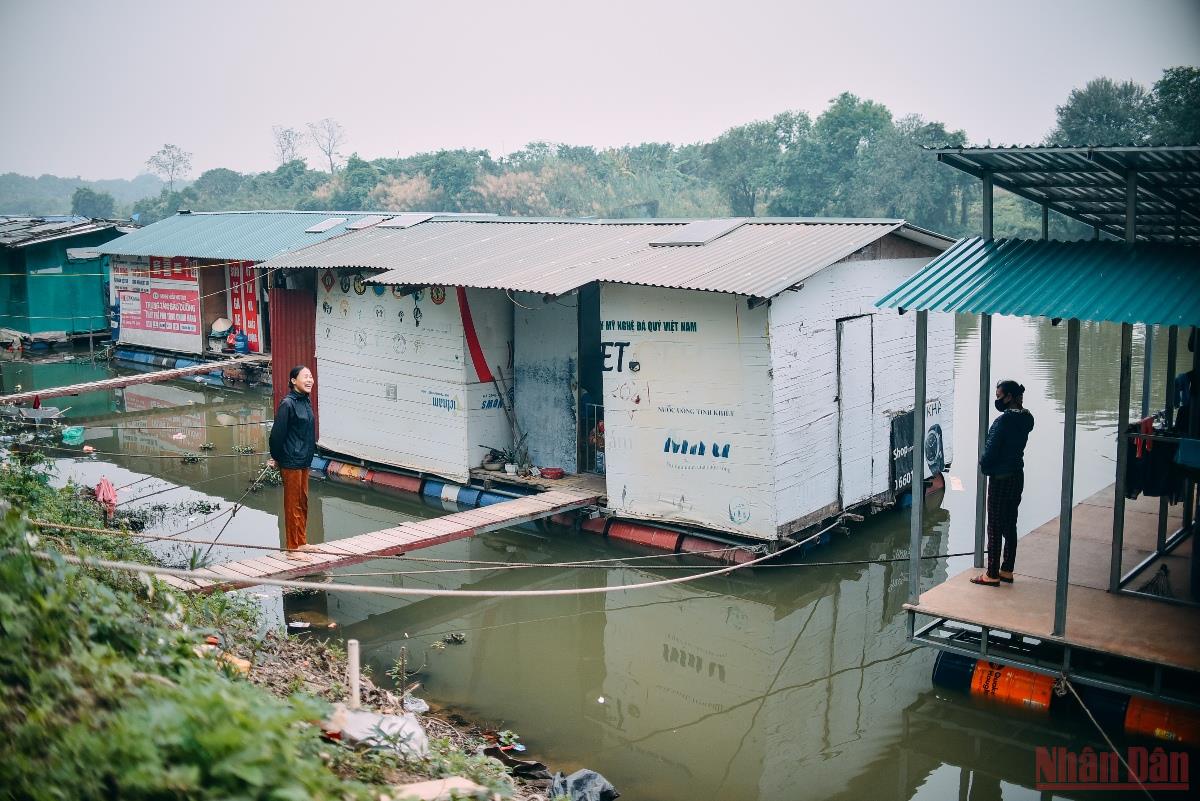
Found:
[2,0,1198,179]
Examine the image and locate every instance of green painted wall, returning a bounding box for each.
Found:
[2,229,120,336]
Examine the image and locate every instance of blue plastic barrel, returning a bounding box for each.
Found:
[931,651,978,695]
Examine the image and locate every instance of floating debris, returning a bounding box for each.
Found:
[232,444,255,455]
[443,632,467,645]
[180,453,201,464]
[199,442,215,451]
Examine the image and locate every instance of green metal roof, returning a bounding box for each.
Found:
[94,210,389,261]
[875,237,1200,327]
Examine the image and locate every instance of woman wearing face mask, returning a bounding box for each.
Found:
[268,365,317,560]
[972,379,1035,586]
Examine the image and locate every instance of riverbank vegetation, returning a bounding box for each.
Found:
[4,68,1195,238]
[0,455,524,800]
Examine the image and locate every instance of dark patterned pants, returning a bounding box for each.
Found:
[986,473,1024,578]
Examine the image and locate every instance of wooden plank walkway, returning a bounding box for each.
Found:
[909,485,1200,672]
[161,488,600,594]
[0,354,268,405]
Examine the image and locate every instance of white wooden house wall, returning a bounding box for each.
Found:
[315,277,510,483]
[768,257,954,535]
[600,283,776,540]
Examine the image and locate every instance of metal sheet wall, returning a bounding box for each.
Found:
[269,284,319,436]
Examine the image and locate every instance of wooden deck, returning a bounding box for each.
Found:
[159,488,600,594]
[909,485,1200,673]
[468,467,607,499]
[0,354,268,405]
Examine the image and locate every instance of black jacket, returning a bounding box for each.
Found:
[269,390,316,469]
[980,408,1035,476]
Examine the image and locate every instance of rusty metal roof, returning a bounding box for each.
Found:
[0,216,124,248]
[875,236,1200,327]
[933,145,1200,244]
[263,217,949,298]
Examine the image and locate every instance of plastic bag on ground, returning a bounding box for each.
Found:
[550,769,619,801]
[323,703,428,758]
[61,426,84,445]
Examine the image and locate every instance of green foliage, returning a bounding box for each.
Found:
[1150,66,1200,144]
[70,186,116,218]
[1046,76,1150,146]
[0,457,518,799]
[423,737,513,795]
[17,68,1199,236]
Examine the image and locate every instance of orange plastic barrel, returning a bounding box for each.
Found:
[1124,696,1200,743]
[606,521,680,551]
[969,661,1054,712]
[369,470,422,494]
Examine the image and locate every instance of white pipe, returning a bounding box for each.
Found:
[347,639,361,710]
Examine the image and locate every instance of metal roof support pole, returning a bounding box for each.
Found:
[1158,326,1178,552]
[982,173,994,240]
[1186,328,1200,534]
[909,310,928,607]
[1041,204,1049,241]
[1109,322,1132,592]
[975,314,992,569]
[1054,318,1081,636]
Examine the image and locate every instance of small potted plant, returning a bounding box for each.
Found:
[480,447,504,471]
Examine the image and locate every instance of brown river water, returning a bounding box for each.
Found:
[0,315,1180,800]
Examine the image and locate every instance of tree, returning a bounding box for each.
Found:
[1150,66,1200,144]
[69,186,115,218]
[1046,77,1150,145]
[145,144,192,191]
[192,168,244,201]
[271,126,305,165]
[307,118,346,174]
[428,150,487,211]
[703,112,808,216]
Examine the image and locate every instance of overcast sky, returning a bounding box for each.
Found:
[2,0,1198,179]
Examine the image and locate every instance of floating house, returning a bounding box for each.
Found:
[94,210,412,415]
[0,216,128,345]
[881,145,1200,713]
[262,216,956,544]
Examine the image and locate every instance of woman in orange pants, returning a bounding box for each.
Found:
[268,365,316,560]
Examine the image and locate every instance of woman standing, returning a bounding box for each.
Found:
[972,379,1035,586]
[269,366,316,560]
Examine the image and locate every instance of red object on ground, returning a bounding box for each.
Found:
[539,467,565,479]
[94,477,117,515]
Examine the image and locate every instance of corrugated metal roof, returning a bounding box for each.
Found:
[94,210,397,261]
[932,145,1200,244]
[263,217,948,298]
[875,236,1200,327]
[0,216,122,248]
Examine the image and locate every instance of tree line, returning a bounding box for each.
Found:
[3,68,1196,238]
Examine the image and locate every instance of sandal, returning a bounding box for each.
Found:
[998,571,1014,583]
[970,574,1002,586]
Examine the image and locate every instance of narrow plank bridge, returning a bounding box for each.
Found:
[159,488,600,594]
[0,354,268,405]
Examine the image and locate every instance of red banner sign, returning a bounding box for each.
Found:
[148,256,198,282]
[228,262,261,352]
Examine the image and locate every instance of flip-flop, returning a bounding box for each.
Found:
[970,575,1001,586]
[998,573,1014,584]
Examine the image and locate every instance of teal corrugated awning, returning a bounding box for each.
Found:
[875,237,1200,327]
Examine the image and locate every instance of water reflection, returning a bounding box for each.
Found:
[0,315,1166,800]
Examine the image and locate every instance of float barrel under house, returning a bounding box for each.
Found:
[261,215,956,544]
